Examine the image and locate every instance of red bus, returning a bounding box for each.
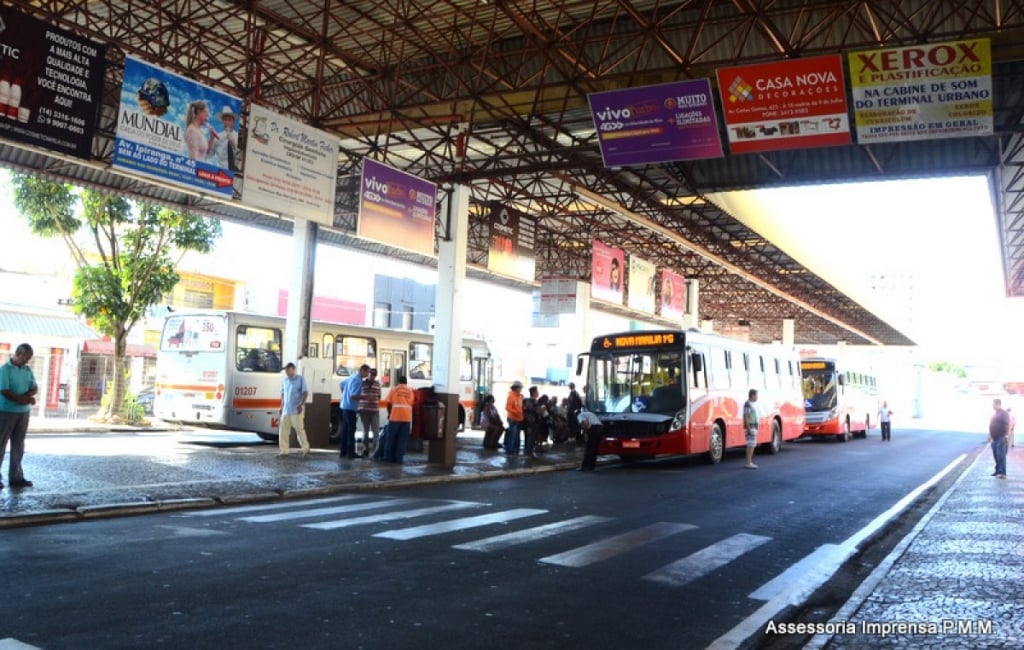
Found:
[800,357,878,442]
[581,330,805,464]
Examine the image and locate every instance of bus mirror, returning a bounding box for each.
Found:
[690,353,703,372]
[838,374,846,387]
[575,356,584,375]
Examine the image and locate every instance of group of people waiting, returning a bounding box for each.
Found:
[478,382,591,454]
[278,364,414,463]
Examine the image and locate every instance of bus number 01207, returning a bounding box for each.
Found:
[234,386,258,397]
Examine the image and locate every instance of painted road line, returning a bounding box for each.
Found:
[709,453,966,650]
[239,498,417,523]
[749,543,845,601]
[539,522,696,568]
[181,495,363,517]
[303,501,484,531]
[453,515,613,552]
[644,533,771,587]
[374,508,548,540]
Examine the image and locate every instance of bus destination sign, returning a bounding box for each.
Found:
[601,332,677,349]
[800,361,827,370]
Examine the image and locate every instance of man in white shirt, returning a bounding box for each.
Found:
[279,362,310,457]
[578,409,604,471]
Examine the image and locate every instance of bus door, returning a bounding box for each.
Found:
[378,349,406,391]
[472,356,492,427]
[686,348,711,449]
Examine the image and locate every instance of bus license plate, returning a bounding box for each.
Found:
[623,440,640,448]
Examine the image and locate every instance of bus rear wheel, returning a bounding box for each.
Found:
[705,424,724,464]
[329,410,341,443]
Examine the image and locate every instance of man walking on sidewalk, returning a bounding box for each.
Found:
[278,362,310,458]
[988,398,1010,478]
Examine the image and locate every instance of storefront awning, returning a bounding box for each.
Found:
[82,339,157,358]
[0,309,99,340]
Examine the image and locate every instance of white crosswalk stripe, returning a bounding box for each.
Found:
[453,515,613,552]
[374,508,548,540]
[644,532,772,587]
[239,497,417,523]
[539,522,696,568]
[181,495,363,517]
[302,501,484,531]
[179,497,778,589]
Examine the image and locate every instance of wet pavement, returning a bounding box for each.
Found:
[808,445,1024,649]
[0,418,585,528]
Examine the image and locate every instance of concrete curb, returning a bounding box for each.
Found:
[0,459,586,527]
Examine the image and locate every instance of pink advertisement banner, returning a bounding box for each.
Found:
[591,239,625,305]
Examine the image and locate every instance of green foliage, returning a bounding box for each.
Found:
[928,361,966,378]
[11,174,221,338]
[11,173,221,417]
[122,392,145,425]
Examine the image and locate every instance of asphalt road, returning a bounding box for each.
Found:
[0,427,983,650]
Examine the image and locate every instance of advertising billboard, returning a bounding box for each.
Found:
[717,55,851,154]
[357,158,438,257]
[487,203,536,282]
[588,79,723,167]
[591,239,625,305]
[241,104,340,225]
[849,38,993,144]
[0,7,106,158]
[113,56,242,197]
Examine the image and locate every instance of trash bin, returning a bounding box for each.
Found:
[419,399,446,441]
[303,393,332,449]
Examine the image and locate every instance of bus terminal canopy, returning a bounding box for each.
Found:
[2,1,1024,346]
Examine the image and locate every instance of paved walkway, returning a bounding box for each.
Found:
[807,444,1024,649]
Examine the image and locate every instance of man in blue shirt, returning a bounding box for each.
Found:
[278,362,310,458]
[340,364,370,459]
[0,343,39,489]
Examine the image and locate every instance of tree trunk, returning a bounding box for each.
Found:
[102,334,130,420]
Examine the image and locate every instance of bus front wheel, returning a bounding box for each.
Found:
[705,424,724,464]
[766,420,783,454]
[836,420,851,443]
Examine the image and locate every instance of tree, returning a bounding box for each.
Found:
[11,173,221,421]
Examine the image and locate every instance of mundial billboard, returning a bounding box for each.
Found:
[588,79,723,167]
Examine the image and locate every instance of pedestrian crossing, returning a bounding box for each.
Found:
[180,495,775,590]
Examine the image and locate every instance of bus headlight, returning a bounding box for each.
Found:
[671,411,686,431]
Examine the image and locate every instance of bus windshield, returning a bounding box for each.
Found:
[587,350,685,414]
[802,368,837,412]
[160,315,227,352]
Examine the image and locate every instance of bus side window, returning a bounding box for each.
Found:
[689,352,707,390]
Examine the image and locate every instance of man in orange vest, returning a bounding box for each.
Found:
[504,380,525,455]
[383,375,414,463]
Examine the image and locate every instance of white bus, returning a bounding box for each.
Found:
[154,310,492,441]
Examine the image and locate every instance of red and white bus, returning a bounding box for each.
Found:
[800,357,878,442]
[581,329,805,463]
[154,310,492,441]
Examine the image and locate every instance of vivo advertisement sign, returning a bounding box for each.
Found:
[588,79,723,167]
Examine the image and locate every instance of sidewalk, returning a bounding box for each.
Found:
[808,444,1024,649]
[1,421,587,528]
